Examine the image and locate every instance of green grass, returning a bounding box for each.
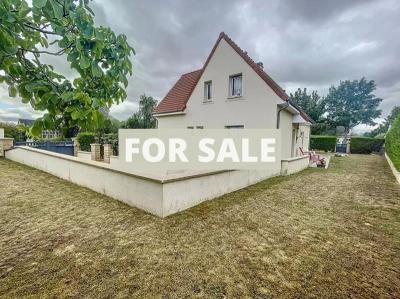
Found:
[1,155,400,298]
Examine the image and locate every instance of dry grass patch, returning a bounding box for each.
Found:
[0,155,399,298]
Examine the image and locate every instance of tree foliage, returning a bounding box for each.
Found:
[122,94,157,129]
[324,78,382,133]
[366,106,400,137]
[289,88,325,122]
[0,0,134,136]
[0,121,27,141]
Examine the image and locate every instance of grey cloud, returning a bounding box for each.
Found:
[1,0,399,123]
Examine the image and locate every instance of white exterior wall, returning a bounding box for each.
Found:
[157,39,282,129]
[5,146,282,217]
[155,39,312,160]
[280,110,293,159]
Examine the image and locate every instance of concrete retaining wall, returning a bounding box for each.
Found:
[77,150,91,160]
[385,153,400,184]
[281,155,309,175]
[6,146,305,217]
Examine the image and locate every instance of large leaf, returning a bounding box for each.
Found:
[33,0,47,9]
[79,55,90,69]
[31,119,43,136]
[8,85,17,97]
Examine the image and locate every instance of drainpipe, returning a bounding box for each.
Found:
[277,102,289,129]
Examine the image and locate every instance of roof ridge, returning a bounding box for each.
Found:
[155,32,314,118]
[181,69,203,76]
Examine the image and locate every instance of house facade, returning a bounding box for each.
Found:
[154,32,313,160]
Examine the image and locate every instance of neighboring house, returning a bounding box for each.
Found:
[154,32,313,159]
[18,118,59,139]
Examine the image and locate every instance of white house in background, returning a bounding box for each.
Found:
[154,32,313,159]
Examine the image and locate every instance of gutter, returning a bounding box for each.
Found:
[276,102,289,129]
[153,111,186,117]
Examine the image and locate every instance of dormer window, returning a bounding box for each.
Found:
[229,74,242,97]
[204,81,212,101]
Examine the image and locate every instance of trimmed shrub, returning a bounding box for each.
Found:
[386,115,400,171]
[310,135,336,152]
[350,137,385,154]
[77,132,96,152]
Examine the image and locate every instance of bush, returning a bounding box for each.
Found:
[310,135,336,152]
[350,137,385,154]
[77,132,96,152]
[386,115,400,171]
[0,122,27,141]
[101,133,119,156]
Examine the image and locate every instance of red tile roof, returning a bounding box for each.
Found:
[153,69,202,114]
[154,32,312,123]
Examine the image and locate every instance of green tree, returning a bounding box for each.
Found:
[289,88,325,122]
[366,106,400,137]
[123,94,157,129]
[289,88,331,135]
[0,121,27,141]
[324,78,382,134]
[0,0,134,136]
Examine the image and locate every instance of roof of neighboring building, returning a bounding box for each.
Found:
[154,32,313,123]
[18,118,35,126]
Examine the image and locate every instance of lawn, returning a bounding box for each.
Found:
[1,155,399,298]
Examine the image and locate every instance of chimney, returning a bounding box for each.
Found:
[257,62,264,69]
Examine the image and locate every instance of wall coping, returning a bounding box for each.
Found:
[0,138,14,140]
[10,146,231,184]
[385,153,400,184]
[77,150,91,154]
[281,155,309,163]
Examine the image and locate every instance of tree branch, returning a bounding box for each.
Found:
[21,44,73,56]
[23,23,58,35]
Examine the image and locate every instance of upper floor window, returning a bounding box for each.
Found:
[229,74,242,97]
[204,81,212,101]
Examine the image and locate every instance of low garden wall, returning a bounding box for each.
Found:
[5,146,285,217]
[281,155,309,175]
[77,150,91,160]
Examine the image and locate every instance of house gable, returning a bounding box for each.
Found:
[154,32,290,116]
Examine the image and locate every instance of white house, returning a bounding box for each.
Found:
[154,32,313,159]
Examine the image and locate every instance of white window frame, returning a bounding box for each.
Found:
[229,74,243,98]
[204,80,212,102]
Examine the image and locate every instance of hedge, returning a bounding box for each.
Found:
[386,115,400,171]
[101,133,118,156]
[310,135,336,152]
[350,137,385,154]
[76,132,96,152]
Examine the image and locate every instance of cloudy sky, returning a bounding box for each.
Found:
[1,0,399,132]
